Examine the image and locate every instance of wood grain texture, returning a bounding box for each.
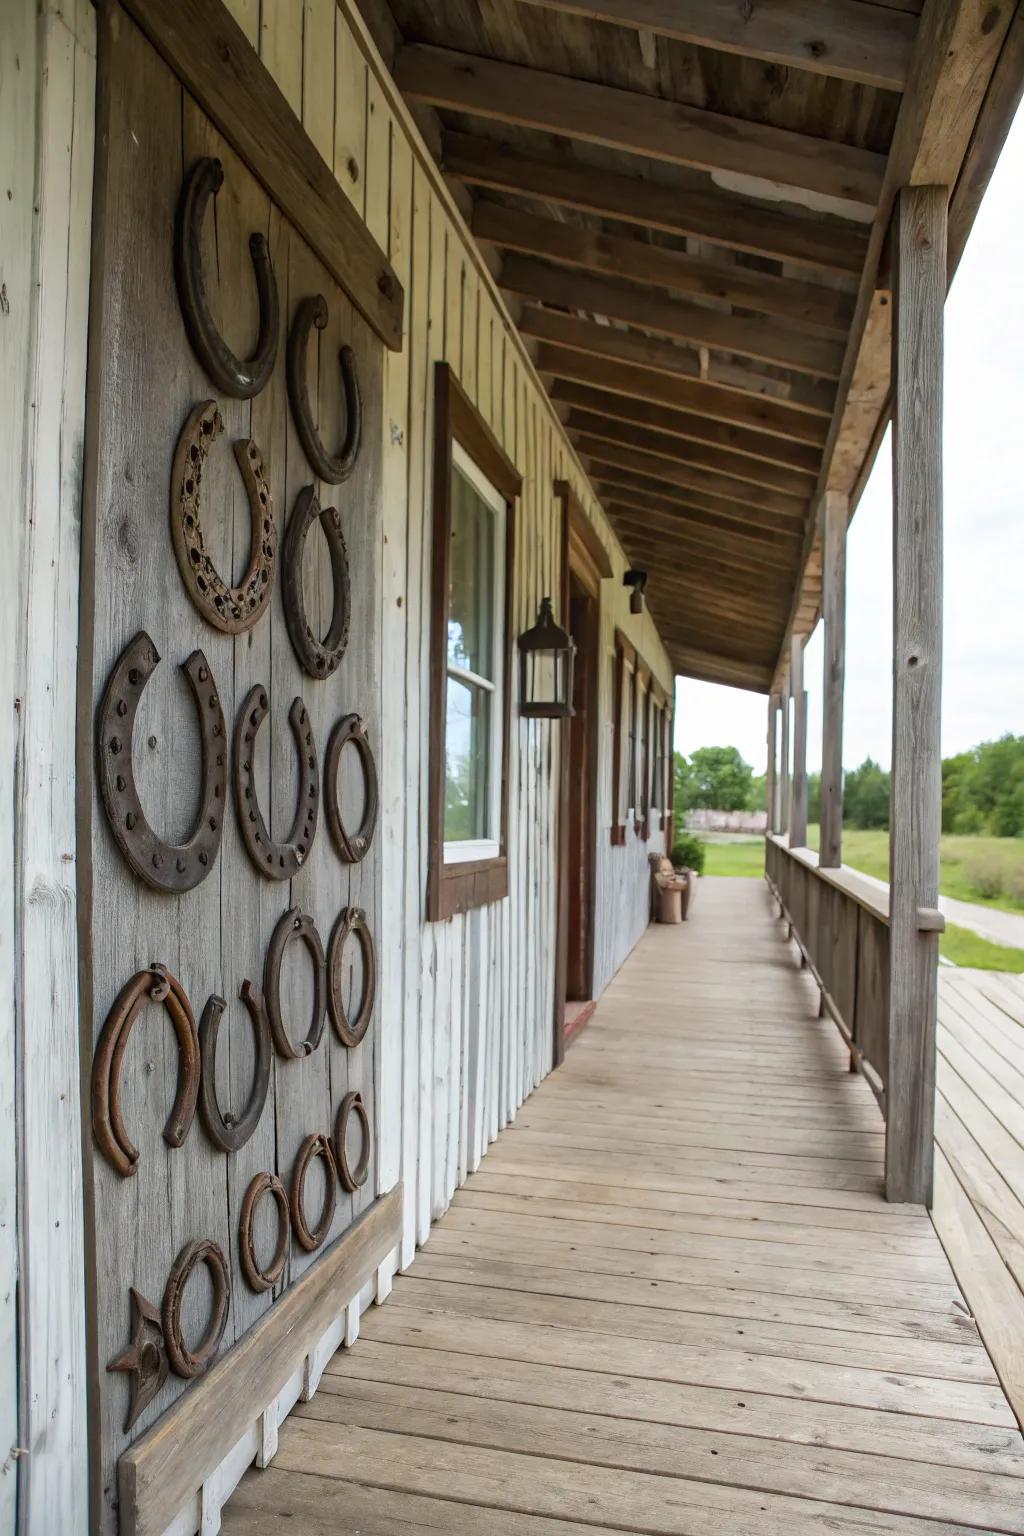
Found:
[394,45,886,212]
[221,879,1024,1534]
[887,184,946,1207]
[788,638,808,848]
[118,0,404,349]
[819,491,847,868]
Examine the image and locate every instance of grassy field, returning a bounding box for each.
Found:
[699,827,1024,970]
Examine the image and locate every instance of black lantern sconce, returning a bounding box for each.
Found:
[623,569,647,615]
[518,597,576,719]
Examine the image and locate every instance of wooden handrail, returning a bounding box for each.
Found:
[765,834,944,933]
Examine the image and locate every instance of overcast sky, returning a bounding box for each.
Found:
[675,103,1024,777]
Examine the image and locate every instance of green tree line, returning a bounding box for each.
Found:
[674,734,1024,836]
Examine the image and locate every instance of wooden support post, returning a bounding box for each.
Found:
[887,184,946,1208]
[789,636,808,848]
[820,491,847,868]
[765,694,778,835]
[779,683,790,838]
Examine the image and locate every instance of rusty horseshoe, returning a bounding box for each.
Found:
[162,1239,230,1379]
[170,400,276,634]
[327,907,376,1049]
[333,1090,371,1193]
[289,1132,337,1252]
[264,906,327,1060]
[96,632,226,893]
[174,156,279,399]
[198,980,272,1153]
[92,964,200,1178]
[286,294,362,484]
[239,1171,290,1293]
[282,485,351,679]
[324,713,378,864]
[232,686,319,880]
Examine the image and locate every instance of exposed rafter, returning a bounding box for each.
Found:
[536,344,830,447]
[474,201,854,332]
[443,132,868,276]
[503,259,846,377]
[592,482,803,558]
[512,0,917,90]
[572,435,807,522]
[394,45,886,212]
[550,378,822,476]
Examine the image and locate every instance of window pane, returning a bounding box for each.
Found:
[447,465,496,680]
[444,674,491,842]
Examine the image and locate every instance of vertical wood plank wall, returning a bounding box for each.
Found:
[228,0,674,1272]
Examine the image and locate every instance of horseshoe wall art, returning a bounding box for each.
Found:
[286,294,362,483]
[174,156,279,398]
[324,713,378,863]
[92,964,200,1179]
[264,906,327,1060]
[162,1239,230,1379]
[171,400,276,634]
[333,1091,371,1193]
[97,631,226,893]
[282,486,350,679]
[239,1172,290,1293]
[327,907,376,1049]
[198,980,272,1153]
[289,1133,337,1252]
[233,686,320,880]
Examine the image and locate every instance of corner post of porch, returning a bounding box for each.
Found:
[819,491,848,869]
[788,635,808,848]
[765,693,779,834]
[886,184,947,1207]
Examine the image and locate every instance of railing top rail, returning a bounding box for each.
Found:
[765,833,943,933]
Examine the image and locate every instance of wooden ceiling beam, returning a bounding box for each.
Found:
[591,477,803,551]
[649,613,779,667]
[521,309,834,419]
[608,535,794,603]
[513,0,916,91]
[474,201,853,333]
[572,436,808,523]
[443,132,868,277]
[565,409,813,499]
[662,643,774,693]
[536,343,830,447]
[394,45,886,213]
[502,257,847,379]
[550,377,822,476]
[597,492,802,562]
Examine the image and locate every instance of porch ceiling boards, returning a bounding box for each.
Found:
[222,879,1024,1533]
[358,0,1020,693]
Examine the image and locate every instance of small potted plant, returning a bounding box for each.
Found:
[670,834,705,920]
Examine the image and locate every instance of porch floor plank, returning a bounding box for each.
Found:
[223,879,1024,1534]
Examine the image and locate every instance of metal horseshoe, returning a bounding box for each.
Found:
[97,631,227,893]
[198,980,272,1153]
[92,964,200,1178]
[282,485,351,679]
[171,400,276,634]
[174,156,279,399]
[264,906,327,1060]
[290,1132,337,1252]
[286,294,362,483]
[233,686,320,880]
[162,1239,230,1379]
[333,1090,371,1192]
[239,1171,290,1293]
[324,713,379,863]
[327,907,376,1049]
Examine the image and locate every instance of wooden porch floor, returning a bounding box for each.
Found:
[224,878,1024,1534]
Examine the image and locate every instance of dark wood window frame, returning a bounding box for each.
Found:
[427,363,522,921]
[611,630,671,847]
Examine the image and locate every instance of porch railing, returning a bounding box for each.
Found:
[765,835,943,1123]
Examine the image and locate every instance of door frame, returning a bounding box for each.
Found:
[552,482,611,1066]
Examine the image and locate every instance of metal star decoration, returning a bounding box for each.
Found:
[107,1287,169,1431]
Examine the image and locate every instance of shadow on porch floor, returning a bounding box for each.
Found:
[223,876,1024,1535]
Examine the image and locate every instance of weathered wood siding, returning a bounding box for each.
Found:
[228,0,674,1283]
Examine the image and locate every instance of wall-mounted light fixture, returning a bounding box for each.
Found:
[623,569,647,615]
[517,597,576,719]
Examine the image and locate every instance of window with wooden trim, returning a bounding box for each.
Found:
[611,631,672,846]
[611,633,636,845]
[636,673,650,838]
[427,364,521,921]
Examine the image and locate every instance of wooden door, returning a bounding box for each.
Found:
[78,8,395,1529]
